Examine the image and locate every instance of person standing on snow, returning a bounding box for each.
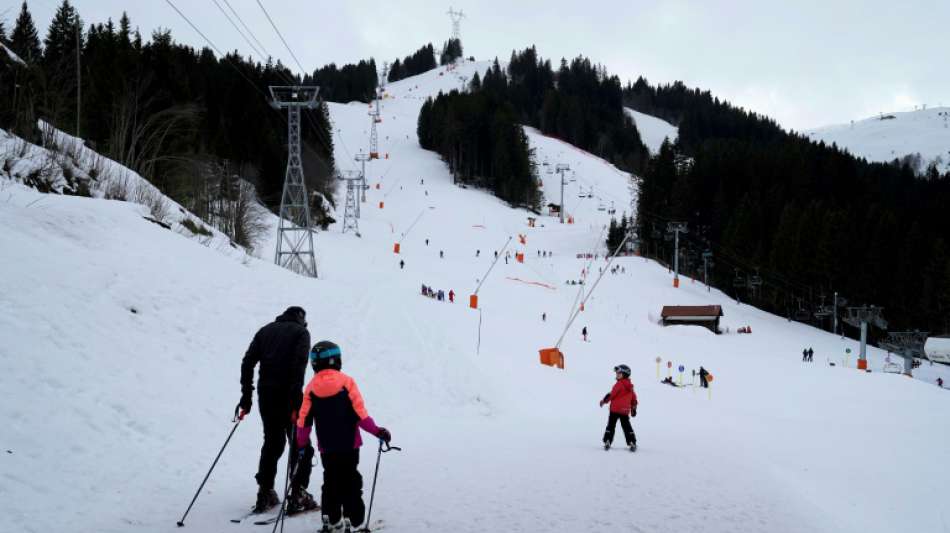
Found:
[582,326,588,342]
[296,341,392,533]
[448,290,455,303]
[399,260,405,270]
[599,364,638,451]
[698,366,709,388]
[239,306,318,514]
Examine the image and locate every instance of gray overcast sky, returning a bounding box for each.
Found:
[19,1,950,130]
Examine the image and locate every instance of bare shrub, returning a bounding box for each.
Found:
[103,172,131,201]
[232,180,269,252]
[133,181,170,224]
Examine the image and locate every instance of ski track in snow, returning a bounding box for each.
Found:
[1,59,949,533]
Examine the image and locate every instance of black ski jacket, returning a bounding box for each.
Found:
[241,311,311,410]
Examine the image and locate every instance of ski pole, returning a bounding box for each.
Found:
[176,407,245,527]
[273,434,303,533]
[360,440,401,533]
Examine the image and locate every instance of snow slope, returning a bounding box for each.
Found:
[625,108,678,154]
[805,107,950,174]
[3,59,950,533]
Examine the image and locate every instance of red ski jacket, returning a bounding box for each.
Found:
[604,378,637,415]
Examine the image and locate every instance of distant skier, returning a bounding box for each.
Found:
[582,326,588,342]
[802,349,808,362]
[542,312,546,322]
[239,306,318,514]
[661,376,678,387]
[698,366,709,388]
[440,250,444,259]
[938,377,944,388]
[599,364,637,451]
[476,250,480,257]
[399,260,404,270]
[425,238,429,246]
[297,341,392,533]
[808,347,814,362]
[448,290,455,303]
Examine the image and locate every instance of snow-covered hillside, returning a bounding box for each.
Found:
[3,60,950,533]
[806,107,950,174]
[624,108,678,154]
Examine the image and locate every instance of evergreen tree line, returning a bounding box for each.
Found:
[496,47,649,173]
[624,77,788,152]
[417,62,538,209]
[388,43,437,83]
[0,1,335,219]
[439,38,463,66]
[606,214,633,255]
[630,86,950,333]
[308,59,378,103]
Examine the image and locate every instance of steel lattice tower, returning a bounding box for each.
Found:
[338,171,362,235]
[447,7,465,40]
[270,86,319,277]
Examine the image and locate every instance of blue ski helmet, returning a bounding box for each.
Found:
[310,340,342,372]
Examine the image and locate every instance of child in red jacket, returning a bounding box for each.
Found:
[599,364,638,451]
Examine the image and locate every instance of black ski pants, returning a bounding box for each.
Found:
[603,412,636,445]
[700,375,708,388]
[255,391,313,491]
[320,449,365,526]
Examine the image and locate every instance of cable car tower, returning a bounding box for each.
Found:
[338,170,363,235]
[368,64,386,160]
[270,85,319,278]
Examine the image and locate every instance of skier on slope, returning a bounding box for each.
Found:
[239,306,319,514]
[296,341,392,533]
[582,326,588,342]
[698,366,710,388]
[599,364,638,451]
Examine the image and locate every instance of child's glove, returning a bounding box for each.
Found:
[631,408,637,417]
[376,427,392,443]
[296,425,311,449]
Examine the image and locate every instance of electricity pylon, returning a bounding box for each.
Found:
[447,7,465,40]
[270,86,319,278]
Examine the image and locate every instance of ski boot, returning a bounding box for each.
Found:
[253,487,280,513]
[286,486,319,515]
[320,515,347,533]
[628,442,637,452]
[603,439,611,451]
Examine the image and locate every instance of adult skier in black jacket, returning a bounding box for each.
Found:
[239,306,318,514]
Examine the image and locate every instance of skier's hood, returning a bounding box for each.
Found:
[276,306,307,327]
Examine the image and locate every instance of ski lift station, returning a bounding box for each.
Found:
[924,336,950,364]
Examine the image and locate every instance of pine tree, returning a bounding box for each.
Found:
[43,0,83,67]
[10,1,41,63]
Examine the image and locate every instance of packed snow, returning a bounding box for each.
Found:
[805,107,950,174]
[2,59,950,533]
[624,108,679,155]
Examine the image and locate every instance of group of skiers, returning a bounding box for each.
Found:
[239,306,392,533]
[421,284,454,302]
[802,347,815,362]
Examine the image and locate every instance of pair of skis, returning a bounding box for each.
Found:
[231,508,384,531]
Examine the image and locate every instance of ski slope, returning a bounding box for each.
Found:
[805,107,950,174]
[624,108,679,154]
[2,60,950,533]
